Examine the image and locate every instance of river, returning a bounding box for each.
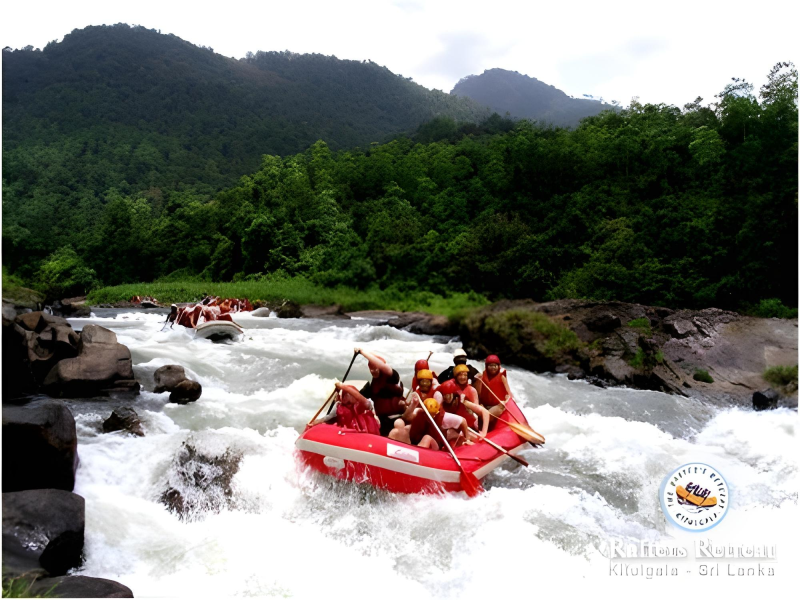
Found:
[62,309,797,597]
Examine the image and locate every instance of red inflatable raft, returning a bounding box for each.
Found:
[295,399,533,495]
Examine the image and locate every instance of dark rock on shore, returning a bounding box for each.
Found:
[300,304,349,319]
[49,296,92,318]
[386,312,457,336]
[103,407,145,437]
[2,489,85,576]
[160,441,242,520]
[276,300,302,318]
[2,399,78,492]
[43,325,140,398]
[461,299,798,405]
[28,575,134,598]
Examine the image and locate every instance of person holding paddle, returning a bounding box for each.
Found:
[475,355,512,421]
[333,382,380,435]
[354,347,405,436]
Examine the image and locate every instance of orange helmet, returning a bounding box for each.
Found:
[424,397,440,415]
[454,364,469,375]
[416,369,434,381]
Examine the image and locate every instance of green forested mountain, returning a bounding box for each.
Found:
[2,26,797,314]
[451,68,613,128]
[2,23,488,269]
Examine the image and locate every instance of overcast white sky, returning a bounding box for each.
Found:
[2,0,796,108]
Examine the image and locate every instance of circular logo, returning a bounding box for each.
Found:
[659,463,730,532]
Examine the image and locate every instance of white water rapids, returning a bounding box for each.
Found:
[60,310,797,597]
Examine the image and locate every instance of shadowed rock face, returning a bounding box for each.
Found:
[2,489,85,576]
[460,299,798,406]
[28,575,133,598]
[2,399,78,492]
[42,324,140,398]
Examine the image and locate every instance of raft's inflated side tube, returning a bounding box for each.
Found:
[194,320,244,341]
[295,399,532,495]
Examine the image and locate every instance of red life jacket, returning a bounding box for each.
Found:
[479,369,508,407]
[442,398,477,430]
[336,402,380,435]
[409,407,446,446]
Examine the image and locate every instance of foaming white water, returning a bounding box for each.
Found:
[66,311,798,596]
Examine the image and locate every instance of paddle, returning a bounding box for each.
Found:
[467,428,529,467]
[479,383,546,445]
[324,350,360,416]
[308,351,359,425]
[418,401,483,497]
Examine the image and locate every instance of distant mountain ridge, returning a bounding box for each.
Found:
[451,68,613,128]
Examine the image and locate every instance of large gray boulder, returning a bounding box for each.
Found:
[2,400,78,492]
[2,489,85,576]
[29,575,134,598]
[42,325,140,398]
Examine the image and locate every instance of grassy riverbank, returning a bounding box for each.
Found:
[86,278,489,319]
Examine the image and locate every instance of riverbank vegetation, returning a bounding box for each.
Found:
[4,55,797,315]
[85,277,488,319]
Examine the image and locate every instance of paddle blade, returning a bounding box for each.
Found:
[460,472,484,498]
[509,421,546,445]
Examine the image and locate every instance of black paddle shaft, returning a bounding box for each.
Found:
[325,351,359,415]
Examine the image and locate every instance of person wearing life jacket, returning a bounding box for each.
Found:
[389,369,440,444]
[333,382,381,435]
[438,349,480,386]
[410,359,439,390]
[164,304,179,328]
[475,354,512,420]
[355,347,405,436]
[438,377,489,440]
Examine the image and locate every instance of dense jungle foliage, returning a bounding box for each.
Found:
[2,25,797,312]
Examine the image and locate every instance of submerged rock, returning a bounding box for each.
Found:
[169,380,202,405]
[753,389,780,411]
[276,300,302,318]
[160,441,242,520]
[28,575,133,598]
[2,489,85,576]
[2,399,78,493]
[102,407,144,437]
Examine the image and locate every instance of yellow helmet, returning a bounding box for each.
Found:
[424,398,440,415]
[416,369,433,381]
[453,364,469,375]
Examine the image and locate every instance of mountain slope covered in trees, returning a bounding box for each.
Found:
[6,62,796,315]
[2,24,489,268]
[451,68,613,127]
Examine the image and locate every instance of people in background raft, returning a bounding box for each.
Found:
[411,358,438,390]
[355,347,405,436]
[475,355,512,420]
[438,349,480,385]
[334,382,380,435]
[438,378,489,440]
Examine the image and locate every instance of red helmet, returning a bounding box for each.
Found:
[414,359,429,372]
[437,380,458,395]
[485,355,501,365]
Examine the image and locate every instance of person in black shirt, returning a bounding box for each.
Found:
[438,349,480,385]
[355,347,406,436]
